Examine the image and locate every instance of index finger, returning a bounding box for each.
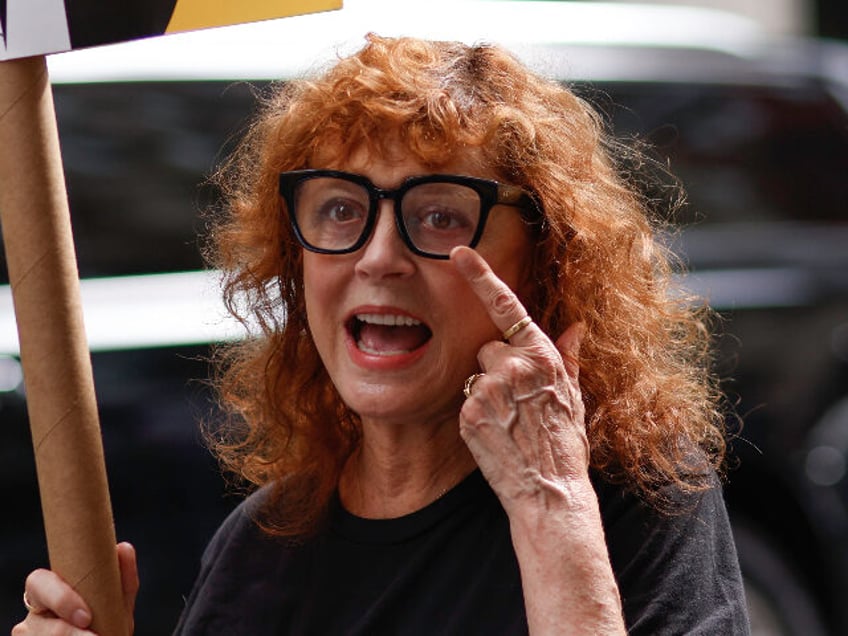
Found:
[450,246,537,344]
[24,569,92,628]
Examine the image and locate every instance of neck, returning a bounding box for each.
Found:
[338,418,476,519]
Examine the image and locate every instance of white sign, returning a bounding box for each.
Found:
[0,0,341,61]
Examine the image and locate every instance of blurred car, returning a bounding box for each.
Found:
[2,1,847,633]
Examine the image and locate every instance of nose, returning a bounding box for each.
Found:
[354,200,416,278]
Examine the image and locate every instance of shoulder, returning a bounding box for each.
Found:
[594,472,751,635]
[173,486,292,634]
[595,472,734,570]
[206,486,272,551]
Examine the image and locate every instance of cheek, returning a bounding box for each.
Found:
[302,257,320,324]
[435,273,501,349]
[303,252,344,299]
[482,239,535,297]
[302,254,342,345]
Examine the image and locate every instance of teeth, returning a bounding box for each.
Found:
[356,313,422,327]
[357,343,411,356]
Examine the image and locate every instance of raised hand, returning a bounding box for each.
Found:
[451,246,625,634]
[451,245,590,514]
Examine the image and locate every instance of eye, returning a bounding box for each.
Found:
[402,183,480,238]
[419,207,472,231]
[318,198,366,224]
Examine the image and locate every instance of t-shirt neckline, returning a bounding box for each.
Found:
[330,468,488,545]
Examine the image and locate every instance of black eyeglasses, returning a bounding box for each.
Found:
[279,169,541,260]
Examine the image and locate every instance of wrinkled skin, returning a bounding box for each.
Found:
[452,246,591,515]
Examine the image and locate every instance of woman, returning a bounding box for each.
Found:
[15,34,749,634]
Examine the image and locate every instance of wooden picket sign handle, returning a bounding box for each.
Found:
[0,55,128,634]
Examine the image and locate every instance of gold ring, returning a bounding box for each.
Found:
[23,590,39,614]
[463,373,485,398]
[502,316,532,341]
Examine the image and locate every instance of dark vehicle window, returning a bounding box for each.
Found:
[584,81,848,226]
[0,81,263,285]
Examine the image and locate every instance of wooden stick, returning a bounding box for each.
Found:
[0,55,128,635]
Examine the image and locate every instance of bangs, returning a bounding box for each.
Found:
[301,88,493,172]
[273,36,506,172]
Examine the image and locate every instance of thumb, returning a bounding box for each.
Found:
[554,322,585,380]
[117,542,139,633]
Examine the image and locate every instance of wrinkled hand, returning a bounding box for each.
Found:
[451,246,590,514]
[12,542,138,636]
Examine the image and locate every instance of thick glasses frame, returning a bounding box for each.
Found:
[279,169,541,260]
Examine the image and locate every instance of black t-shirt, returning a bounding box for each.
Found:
[173,470,750,635]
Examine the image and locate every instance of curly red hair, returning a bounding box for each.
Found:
[205,34,728,536]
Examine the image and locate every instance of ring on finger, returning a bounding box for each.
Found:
[23,590,40,614]
[463,372,485,398]
[502,315,532,341]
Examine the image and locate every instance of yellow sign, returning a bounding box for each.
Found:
[0,0,342,61]
[167,0,340,33]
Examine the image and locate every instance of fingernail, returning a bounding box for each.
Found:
[72,608,92,628]
[450,246,476,276]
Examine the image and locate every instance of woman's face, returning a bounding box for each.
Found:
[302,145,535,430]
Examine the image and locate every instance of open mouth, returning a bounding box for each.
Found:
[348,313,432,356]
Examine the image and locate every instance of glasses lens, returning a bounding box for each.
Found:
[401,182,482,256]
[294,177,370,251]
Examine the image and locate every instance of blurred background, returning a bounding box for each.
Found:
[1,0,847,634]
[623,0,847,38]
